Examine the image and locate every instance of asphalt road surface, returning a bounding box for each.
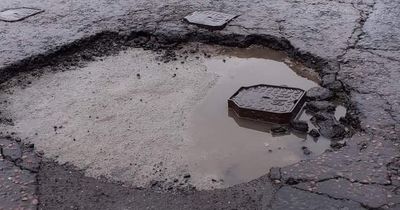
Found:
[0,0,399,209]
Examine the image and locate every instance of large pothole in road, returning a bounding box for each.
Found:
[0,44,344,190]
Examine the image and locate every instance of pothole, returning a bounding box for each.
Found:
[185,46,343,188]
[0,43,345,190]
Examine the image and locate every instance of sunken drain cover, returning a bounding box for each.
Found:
[228,84,306,124]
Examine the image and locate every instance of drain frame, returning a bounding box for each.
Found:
[228,84,306,124]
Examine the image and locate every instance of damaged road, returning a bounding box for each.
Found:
[0,0,400,209]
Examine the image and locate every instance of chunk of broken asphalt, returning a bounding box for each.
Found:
[321,74,336,86]
[271,126,289,135]
[305,101,336,113]
[0,8,44,22]
[319,121,347,140]
[306,87,333,101]
[308,129,320,138]
[1,142,22,161]
[322,74,343,91]
[310,111,332,122]
[184,11,237,30]
[330,140,346,149]
[269,167,281,180]
[290,120,308,132]
[310,111,346,139]
[301,146,311,155]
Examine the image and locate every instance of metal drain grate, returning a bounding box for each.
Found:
[228,84,306,124]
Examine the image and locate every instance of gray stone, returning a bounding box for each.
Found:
[290,120,308,132]
[306,87,333,101]
[321,74,336,86]
[184,11,237,30]
[330,140,346,149]
[269,167,281,181]
[319,120,346,140]
[308,129,320,138]
[0,8,43,22]
[271,126,289,135]
[301,146,311,155]
[1,141,22,161]
[305,101,336,113]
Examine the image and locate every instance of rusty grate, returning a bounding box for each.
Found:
[228,84,306,124]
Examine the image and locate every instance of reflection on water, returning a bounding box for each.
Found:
[186,46,341,188]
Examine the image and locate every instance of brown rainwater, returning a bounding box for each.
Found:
[186,46,345,188]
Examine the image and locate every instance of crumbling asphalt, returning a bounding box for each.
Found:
[0,0,399,209]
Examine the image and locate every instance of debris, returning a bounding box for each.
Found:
[322,74,342,91]
[306,87,333,101]
[313,113,347,140]
[319,122,347,140]
[301,146,311,155]
[305,101,336,112]
[290,120,309,132]
[269,167,281,180]
[271,126,289,135]
[183,173,191,179]
[2,142,22,161]
[330,140,346,149]
[308,129,320,138]
[0,8,44,22]
[184,11,238,30]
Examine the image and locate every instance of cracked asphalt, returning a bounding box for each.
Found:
[0,0,399,209]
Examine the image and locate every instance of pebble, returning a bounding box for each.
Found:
[290,120,309,132]
[308,129,320,138]
[301,146,311,155]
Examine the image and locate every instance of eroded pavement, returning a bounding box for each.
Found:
[0,0,399,209]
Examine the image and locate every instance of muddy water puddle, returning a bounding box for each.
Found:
[0,44,346,191]
[187,47,343,188]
